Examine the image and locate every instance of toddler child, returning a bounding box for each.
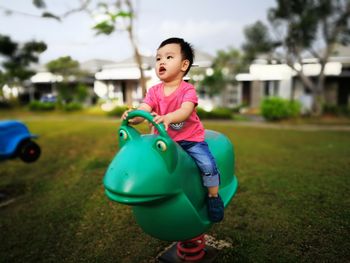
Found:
[122,37,224,222]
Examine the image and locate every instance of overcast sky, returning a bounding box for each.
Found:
[0,0,276,64]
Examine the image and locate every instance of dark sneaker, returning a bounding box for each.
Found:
[207,195,224,222]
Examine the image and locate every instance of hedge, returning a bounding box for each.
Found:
[260,97,301,121]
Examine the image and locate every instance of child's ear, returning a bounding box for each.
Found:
[181,60,190,72]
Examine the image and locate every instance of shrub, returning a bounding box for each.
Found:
[107,105,129,117]
[196,107,207,119]
[62,102,82,112]
[28,101,55,111]
[197,107,232,119]
[288,100,302,118]
[261,97,301,121]
[0,100,12,109]
[323,104,350,116]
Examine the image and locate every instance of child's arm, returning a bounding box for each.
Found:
[121,103,152,124]
[152,101,195,130]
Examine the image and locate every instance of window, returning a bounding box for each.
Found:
[264,81,280,96]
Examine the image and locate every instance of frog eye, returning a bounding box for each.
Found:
[156,140,167,151]
[119,129,128,140]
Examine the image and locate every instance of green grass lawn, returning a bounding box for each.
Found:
[0,114,349,262]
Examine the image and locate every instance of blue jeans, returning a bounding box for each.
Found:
[177,140,220,187]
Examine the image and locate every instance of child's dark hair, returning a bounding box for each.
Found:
[158,37,195,75]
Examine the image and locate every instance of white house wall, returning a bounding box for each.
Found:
[236,60,346,110]
[95,67,140,80]
[93,80,123,103]
[250,64,293,81]
[278,79,292,99]
[297,62,342,76]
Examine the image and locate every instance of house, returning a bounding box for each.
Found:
[93,51,214,108]
[235,45,350,112]
[93,56,154,108]
[28,59,114,103]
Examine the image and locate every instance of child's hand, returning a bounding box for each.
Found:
[121,109,135,124]
[151,112,171,130]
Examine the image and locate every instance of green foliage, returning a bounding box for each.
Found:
[268,0,349,48]
[0,34,46,85]
[41,12,61,21]
[196,107,232,119]
[92,3,132,36]
[200,47,243,96]
[0,35,17,56]
[45,57,88,104]
[107,105,129,117]
[242,21,275,62]
[200,69,225,96]
[32,0,46,9]
[93,21,115,35]
[75,84,89,103]
[28,101,83,112]
[323,104,350,116]
[260,97,301,121]
[55,83,89,105]
[56,83,74,103]
[288,100,302,118]
[28,101,55,111]
[46,56,79,76]
[62,102,82,112]
[242,1,350,116]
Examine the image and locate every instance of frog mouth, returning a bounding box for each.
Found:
[105,188,170,205]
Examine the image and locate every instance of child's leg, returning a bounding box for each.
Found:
[208,186,219,197]
[178,141,220,190]
[178,141,224,222]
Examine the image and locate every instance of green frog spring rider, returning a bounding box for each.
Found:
[103,110,238,260]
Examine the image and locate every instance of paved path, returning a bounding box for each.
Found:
[208,120,350,131]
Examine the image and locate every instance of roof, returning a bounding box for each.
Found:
[95,67,141,80]
[193,50,213,67]
[79,59,115,73]
[30,72,63,83]
[101,50,213,70]
[102,55,155,71]
[236,61,342,81]
[95,50,213,81]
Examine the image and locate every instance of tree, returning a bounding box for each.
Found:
[92,0,147,99]
[0,34,46,101]
[0,0,91,21]
[0,1,88,103]
[201,48,242,96]
[1,0,147,102]
[46,56,88,103]
[242,0,350,116]
[242,21,277,63]
[46,56,80,77]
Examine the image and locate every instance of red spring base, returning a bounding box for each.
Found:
[176,234,206,261]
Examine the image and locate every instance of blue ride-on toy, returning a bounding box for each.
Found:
[0,120,41,163]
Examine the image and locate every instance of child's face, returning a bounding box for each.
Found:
[156,43,189,82]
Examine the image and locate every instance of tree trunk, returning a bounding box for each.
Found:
[293,65,324,117]
[311,88,323,116]
[131,38,147,97]
[312,61,327,116]
[125,0,147,104]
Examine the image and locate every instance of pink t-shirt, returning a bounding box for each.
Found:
[143,80,205,142]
